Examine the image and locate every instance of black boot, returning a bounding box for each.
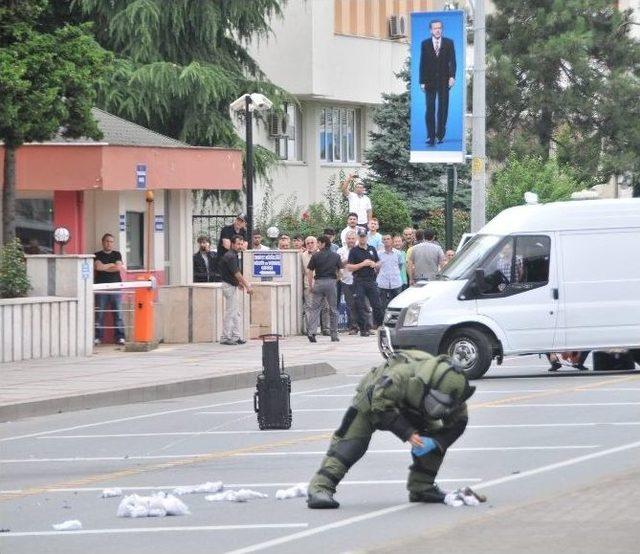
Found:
[307,490,339,509]
[409,484,447,503]
[548,361,562,372]
[307,334,317,343]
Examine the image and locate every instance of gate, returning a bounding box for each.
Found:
[192,214,237,247]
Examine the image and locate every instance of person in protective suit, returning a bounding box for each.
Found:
[307,349,475,509]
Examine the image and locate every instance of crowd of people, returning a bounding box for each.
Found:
[189,178,456,346]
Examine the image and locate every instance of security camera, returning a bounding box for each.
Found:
[229,94,251,112]
[249,93,273,111]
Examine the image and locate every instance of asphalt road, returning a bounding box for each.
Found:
[1,356,639,554]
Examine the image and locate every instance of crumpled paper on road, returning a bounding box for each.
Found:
[275,483,308,500]
[101,488,123,498]
[205,489,268,502]
[116,492,190,518]
[444,487,487,507]
[52,520,82,531]
[173,481,223,496]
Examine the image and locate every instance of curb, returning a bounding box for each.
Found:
[0,362,336,422]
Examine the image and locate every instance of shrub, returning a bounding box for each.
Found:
[369,183,412,235]
[0,239,31,298]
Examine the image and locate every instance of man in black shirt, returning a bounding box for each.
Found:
[218,234,253,345]
[307,236,343,343]
[94,233,125,345]
[217,214,247,258]
[347,229,383,337]
[193,236,219,282]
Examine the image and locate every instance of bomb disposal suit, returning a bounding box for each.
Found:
[307,350,475,508]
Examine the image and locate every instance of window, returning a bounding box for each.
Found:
[274,103,302,162]
[125,211,144,269]
[480,235,551,294]
[16,198,54,253]
[319,106,359,163]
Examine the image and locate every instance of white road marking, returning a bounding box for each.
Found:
[31,420,640,440]
[0,478,483,495]
[0,383,359,443]
[490,402,640,407]
[225,439,640,554]
[198,409,344,414]
[0,445,598,464]
[0,523,309,538]
[37,429,338,439]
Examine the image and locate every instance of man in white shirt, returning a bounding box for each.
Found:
[337,230,359,334]
[251,230,270,250]
[341,174,372,226]
[340,212,364,246]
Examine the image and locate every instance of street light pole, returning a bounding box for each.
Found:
[244,94,254,241]
[470,0,486,231]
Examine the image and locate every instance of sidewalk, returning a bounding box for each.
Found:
[0,334,382,421]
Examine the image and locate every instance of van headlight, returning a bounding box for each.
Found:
[402,302,424,327]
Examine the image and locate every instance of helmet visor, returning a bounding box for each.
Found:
[424,388,455,418]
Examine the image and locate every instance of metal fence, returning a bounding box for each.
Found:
[192,214,236,247]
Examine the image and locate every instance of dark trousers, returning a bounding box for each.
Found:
[341,282,358,330]
[425,84,450,141]
[353,279,383,331]
[379,287,402,312]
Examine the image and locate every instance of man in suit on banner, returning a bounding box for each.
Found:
[419,19,456,146]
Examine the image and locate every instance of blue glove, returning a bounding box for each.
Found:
[411,437,438,457]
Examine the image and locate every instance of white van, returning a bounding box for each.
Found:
[379,198,640,378]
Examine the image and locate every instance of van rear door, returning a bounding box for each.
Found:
[475,234,559,353]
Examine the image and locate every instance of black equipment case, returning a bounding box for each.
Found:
[254,334,292,430]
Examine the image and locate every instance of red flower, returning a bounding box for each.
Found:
[302,211,310,221]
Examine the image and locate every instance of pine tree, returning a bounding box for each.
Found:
[364,64,470,222]
[487,0,640,186]
[73,0,293,200]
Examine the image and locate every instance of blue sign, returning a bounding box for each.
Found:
[136,164,147,189]
[81,260,91,281]
[119,214,125,232]
[410,11,466,164]
[154,215,164,232]
[252,251,282,278]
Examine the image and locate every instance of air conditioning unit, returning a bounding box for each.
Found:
[388,14,407,39]
[268,112,282,137]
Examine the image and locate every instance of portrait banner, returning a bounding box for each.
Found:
[410,10,466,164]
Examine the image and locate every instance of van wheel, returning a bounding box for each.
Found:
[440,328,492,380]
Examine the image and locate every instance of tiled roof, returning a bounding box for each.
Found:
[49,108,188,148]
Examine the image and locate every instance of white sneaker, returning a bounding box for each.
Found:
[94,338,101,346]
[117,338,126,345]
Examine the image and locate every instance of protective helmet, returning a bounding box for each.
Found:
[421,357,475,418]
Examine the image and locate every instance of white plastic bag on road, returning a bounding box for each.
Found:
[52,520,82,531]
[101,488,123,498]
[173,481,223,495]
[275,483,308,500]
[116,492,190,518]
[444,487,486,507]
[205,489,268,503]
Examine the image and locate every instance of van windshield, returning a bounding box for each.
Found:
[439,234,502,280]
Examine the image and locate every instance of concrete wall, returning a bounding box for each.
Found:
[0,255,94,362]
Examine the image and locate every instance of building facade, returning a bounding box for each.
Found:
[246,0,437,213]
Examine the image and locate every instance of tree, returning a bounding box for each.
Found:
[0,1,110,243]
[364,63,470,222]
[420,208,470,250]
[74,0,293,204]
[487,155,582,220]
[487,0,640,186]
[369,183,412,235]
